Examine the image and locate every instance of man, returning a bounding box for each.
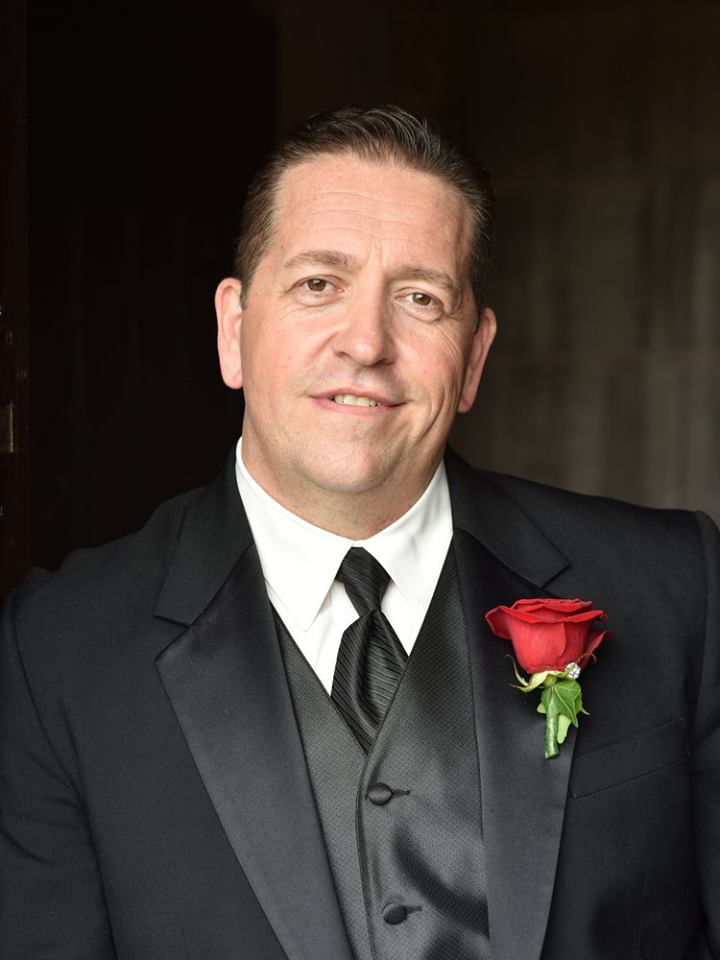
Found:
[1,105,718,960]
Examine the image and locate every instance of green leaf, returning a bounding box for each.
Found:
[540,684,559,718]
[552,679,583,726]
[557,713,572,744]
[536,677,589,759]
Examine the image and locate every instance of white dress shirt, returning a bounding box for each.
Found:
[235,439,454,693]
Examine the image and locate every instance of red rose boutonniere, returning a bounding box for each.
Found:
[485,598,610,759]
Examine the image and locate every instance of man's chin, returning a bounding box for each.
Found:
[305,461,431,510]
[307,468,392,498]
[301,448,436,502]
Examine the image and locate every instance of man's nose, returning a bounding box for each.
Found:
[332,289,395,366]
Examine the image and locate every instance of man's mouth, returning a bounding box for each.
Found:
[332,394,383,408]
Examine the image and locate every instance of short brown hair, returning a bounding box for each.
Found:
[233,104,495,315]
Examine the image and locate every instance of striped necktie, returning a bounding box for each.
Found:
[331,547,408,752]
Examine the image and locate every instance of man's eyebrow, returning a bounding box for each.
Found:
[393,265,460,299]
[283,250,358,271]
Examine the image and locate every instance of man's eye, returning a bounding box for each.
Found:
[410,291,435,307]
[405,290,441,311]
[397,288,444,322]
[293,277,339,305]
[303,278,330,293]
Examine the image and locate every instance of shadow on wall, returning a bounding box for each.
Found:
[273,0,720,523]
[25,0,720,583]
[28,1,273,570]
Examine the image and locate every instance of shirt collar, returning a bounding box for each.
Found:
[235,438,453,630]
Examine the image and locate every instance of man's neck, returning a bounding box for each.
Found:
[237,439,441,539]
[255,482,426,540]
[284,496,417,540]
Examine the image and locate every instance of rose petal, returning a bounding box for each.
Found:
[484,607,519,640]
[485,598,609,674]
[583,627,609,661]
[511,621,569,672]
[513,598,590,614]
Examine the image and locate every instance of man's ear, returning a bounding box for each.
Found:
[458,307,497,413]
[216,277,245,389]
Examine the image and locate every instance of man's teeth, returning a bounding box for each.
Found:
[333,394,382,407]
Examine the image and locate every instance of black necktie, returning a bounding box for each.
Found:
[331,547,408,752]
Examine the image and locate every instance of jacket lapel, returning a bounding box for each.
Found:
[447,452,574,960]
[153,460,353,960]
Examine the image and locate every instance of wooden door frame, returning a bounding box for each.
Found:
[0,0,30,600]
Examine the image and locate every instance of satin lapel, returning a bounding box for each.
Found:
[447,452,574,960]
[153,460,353,960]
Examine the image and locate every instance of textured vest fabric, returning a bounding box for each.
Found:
[276,545,490,960]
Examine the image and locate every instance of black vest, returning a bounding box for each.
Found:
[276,545,490,960]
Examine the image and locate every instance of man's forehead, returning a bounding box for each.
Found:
[276,152,464,212]
[269,152,473,260]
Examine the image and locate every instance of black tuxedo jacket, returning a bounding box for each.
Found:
[1,450,718,960]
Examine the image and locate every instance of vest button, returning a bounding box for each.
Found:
[382,902,408,925]
[366,783,394,805]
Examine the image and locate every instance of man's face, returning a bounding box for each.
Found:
[217,152,495,533]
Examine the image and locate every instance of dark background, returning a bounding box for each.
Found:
[2,0,719,598]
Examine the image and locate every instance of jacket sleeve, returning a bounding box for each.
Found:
[691,512,720,958]
[0,587,118,959]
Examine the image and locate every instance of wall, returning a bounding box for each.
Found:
[26,2,275,569]
[266,0,720,518]
[18,0,720,579]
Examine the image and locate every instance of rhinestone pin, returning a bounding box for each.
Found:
[564,662,581,680]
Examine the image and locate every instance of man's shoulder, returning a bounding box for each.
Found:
[453,462,719,652]
[7,483,208,640]
[453,456,714,564]
[479,463,703,529]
